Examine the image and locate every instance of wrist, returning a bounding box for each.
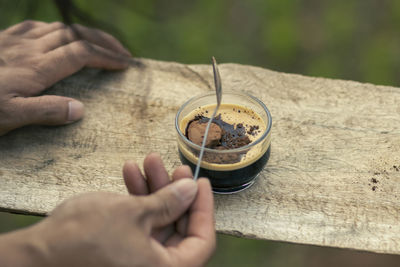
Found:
[0,223,49,267]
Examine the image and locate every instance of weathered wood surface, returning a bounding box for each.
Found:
[1,58,400,254]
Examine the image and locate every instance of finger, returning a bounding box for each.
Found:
[171,166,194,238]
[164,232,184,247]
[25,21,67,38]
[71,24,131,56]
[176,213,189,236]
[5,20,47,35]
[141,179,198,229]
[36,27,79,52]
[9,96,84,128]
[143,153,170,192]
[123,160,149,195]
[172,165,193,181]
[186,178,214,238]
[36,26,131,56]
[38,40,129,88]
[168,178,215,266]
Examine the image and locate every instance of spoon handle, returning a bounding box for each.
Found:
[212,56,222,106]
[193,57,222,180]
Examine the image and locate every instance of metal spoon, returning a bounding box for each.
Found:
[193,57,222,180]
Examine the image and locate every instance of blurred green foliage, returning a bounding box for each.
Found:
[1,0,400,86]
[1,0,400,266]
[0,212,41,233]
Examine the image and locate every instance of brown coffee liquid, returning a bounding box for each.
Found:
[179,103,270,171]
[179,147,271,193]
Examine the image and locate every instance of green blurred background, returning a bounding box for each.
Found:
[1,0,400,266]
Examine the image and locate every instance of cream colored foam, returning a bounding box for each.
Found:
[179,103,271,171]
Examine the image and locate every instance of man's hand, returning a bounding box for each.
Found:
[0,153,215,267]
[0,20,131,136]
[123,153,215,253]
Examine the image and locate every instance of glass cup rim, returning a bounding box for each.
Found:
[175,90,272,154]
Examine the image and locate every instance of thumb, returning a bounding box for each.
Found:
[143,179,198,228]
[12,95,84,127]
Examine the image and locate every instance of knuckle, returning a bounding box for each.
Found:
[19,20,42,30]
[75,40,92,54]
[21,20,35,26]
[55,27,79,42]
[65,27,79,40]
[93,27,108,37]
[70,23,81,29]
[51,21,66,29]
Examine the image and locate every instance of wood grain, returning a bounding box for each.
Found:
[1,58,400,254]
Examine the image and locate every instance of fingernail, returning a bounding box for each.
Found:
[67,100,84,123]
[172,179,198,202]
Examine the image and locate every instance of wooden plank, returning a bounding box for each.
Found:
[1,58,400,254]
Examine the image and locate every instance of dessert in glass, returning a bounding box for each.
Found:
[175,91,272,194]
